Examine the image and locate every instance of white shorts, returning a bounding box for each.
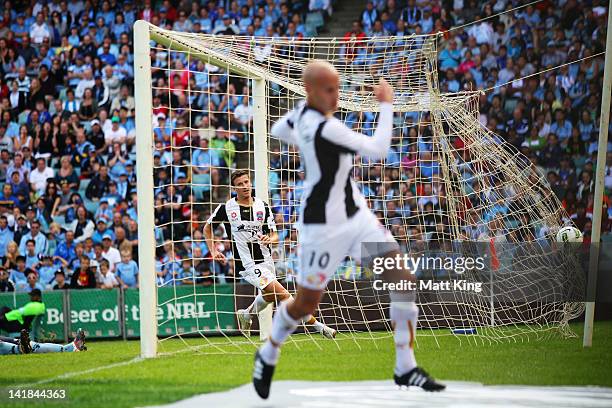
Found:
[239,262,276,290]
[297,209,398,290]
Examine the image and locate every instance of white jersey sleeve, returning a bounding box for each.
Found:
[319,102,393,159]
[270,105,300,145]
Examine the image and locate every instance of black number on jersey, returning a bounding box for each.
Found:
[308,251,330,268]
[254,268,262,277]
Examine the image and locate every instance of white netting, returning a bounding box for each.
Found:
[141,23,584,352]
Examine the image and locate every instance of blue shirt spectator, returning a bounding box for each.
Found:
[18,222,47,256]
[116,256,139,288]
[550,116,573,140]
[0,217,13,257]
[92,221,115,245]
[54,232,77,265]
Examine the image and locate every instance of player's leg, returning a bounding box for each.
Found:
[294,293,337,340]
[236,264,279,336]
[259,285,324,363]
[0,328,86,355]
[0,329,32,354]
[243,282,279,317]
[381,250,443,391]
[31,328,87,354]
[244,280,336,339]
[0,340,21,354]
[253,229,347,399]
[0,336,21,355]
[253,285,324,399]
[354,211,445,391]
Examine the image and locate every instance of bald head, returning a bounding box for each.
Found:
[302,60,338,86]
[303,60,339,115]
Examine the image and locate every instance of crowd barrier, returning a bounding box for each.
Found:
[0,285,237,342]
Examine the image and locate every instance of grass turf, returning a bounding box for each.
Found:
[0,321,611,407]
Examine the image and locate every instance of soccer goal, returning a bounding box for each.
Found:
[134,21,584,358]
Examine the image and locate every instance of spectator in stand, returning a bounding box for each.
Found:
[92,218,114,245]
[24,239,38,269]
[15,269,43,293]
[18,219,47,255]
[69,205,95,244]
[361,2,378,33]
[439,39,461,71]
[37,255,59,289]
[116,249,138,288]
[53,229,77,267]
[97,258,119,289]
[29,13,50,46]
[52,269,68,289]
[70,255,96,289]
[341,20,366,63]
[101,233,120,272]
[0,266,14,292]
[105,117,127,146]
[0,215,13,257]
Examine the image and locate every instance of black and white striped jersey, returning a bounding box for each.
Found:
[206,197,276,272]
[270,100,394,225]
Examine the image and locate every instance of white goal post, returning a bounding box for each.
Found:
[134,20,157,358]
[135,21,273,357]
[134,20,585,358]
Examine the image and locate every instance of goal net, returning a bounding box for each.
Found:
[133,21,584,357]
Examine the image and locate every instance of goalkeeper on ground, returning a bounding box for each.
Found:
[0,289,86,354]
[252,61,445,399]
[203,169,336,339]
[0,328,86,355]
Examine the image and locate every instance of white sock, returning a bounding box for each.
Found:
[259,301,299,365]
[309,318,325,332]
[390,301,418,376]
[247,293,271,315]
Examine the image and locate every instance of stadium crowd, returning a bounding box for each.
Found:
[0,0,609,293]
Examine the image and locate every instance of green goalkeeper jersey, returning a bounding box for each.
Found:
[5,301,46,324]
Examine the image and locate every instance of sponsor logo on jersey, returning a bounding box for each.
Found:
[236,224,262,238]
[231,211,237,219]
[306,272,327,287]
[256,211,264,221]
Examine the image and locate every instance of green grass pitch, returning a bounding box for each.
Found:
[1,321,611,407]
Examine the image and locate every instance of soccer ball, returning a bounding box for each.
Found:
[556,226,583,243]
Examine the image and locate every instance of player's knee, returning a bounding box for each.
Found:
[274,291,291,304]
[380,249,414,282]
[290,296,319,318]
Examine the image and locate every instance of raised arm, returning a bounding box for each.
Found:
[321,102,393,159]
[316,78,394,159]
